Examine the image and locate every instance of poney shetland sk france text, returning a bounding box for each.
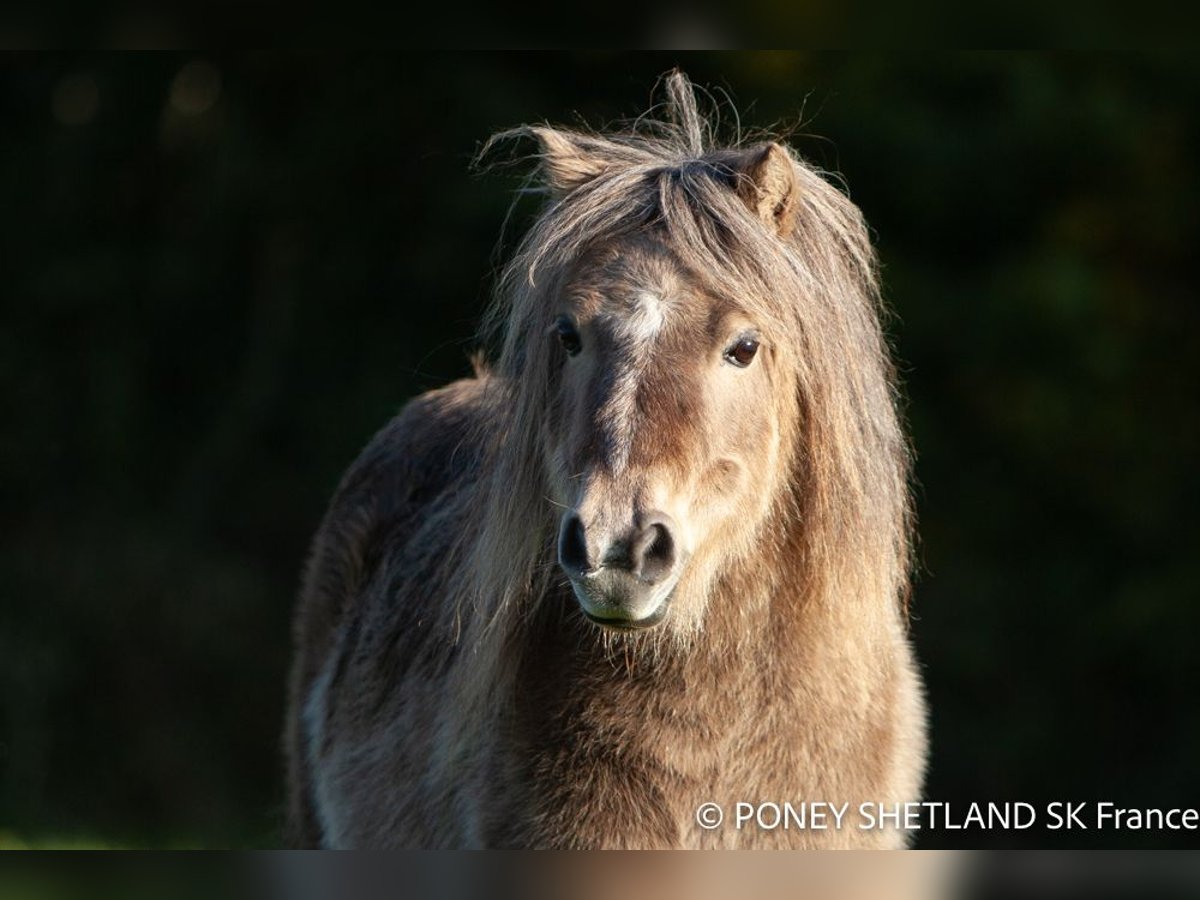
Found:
[693,801,1200,832]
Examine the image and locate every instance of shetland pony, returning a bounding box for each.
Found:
[285,73,926,848]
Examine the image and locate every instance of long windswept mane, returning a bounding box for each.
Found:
[460,71,911,643]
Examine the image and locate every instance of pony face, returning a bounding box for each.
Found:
[483,123,901,642]
[544,234,791,633]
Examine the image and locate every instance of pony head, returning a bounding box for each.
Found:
[478,73,908,641]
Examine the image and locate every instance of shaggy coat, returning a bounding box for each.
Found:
[284,73,927,849]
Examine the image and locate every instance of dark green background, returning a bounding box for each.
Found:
[2,53,1197,848]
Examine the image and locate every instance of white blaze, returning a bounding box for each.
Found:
[601,292,670,472]
[622,291,667,344]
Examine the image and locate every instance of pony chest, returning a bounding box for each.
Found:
[523,669,757,784]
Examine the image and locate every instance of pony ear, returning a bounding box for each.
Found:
[531,127,608,198]
[732,142,800,238]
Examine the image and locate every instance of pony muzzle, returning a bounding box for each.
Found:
[557,510,683,629]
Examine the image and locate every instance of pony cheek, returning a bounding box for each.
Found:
[690,454,767,537]
[539,417,579,507]
[705,413,782,527]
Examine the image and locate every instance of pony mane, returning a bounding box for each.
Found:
[461,71,911,643]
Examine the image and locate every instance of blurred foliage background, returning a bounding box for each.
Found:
[1,53,1197,848]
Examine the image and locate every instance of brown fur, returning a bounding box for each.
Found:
[284,73,926,848]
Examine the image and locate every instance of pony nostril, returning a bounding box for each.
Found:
[632,517,677,584]
[558,513,591,577]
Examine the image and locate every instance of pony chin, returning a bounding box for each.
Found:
[569,576,676,631]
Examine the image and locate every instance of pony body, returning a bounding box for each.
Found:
[285,74,927,848]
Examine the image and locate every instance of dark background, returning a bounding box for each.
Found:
[2,53,1197,848]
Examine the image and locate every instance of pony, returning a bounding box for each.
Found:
[284,72,927,848]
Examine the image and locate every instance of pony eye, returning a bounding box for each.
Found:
[724,336,760,368]
[554,316,582,357]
